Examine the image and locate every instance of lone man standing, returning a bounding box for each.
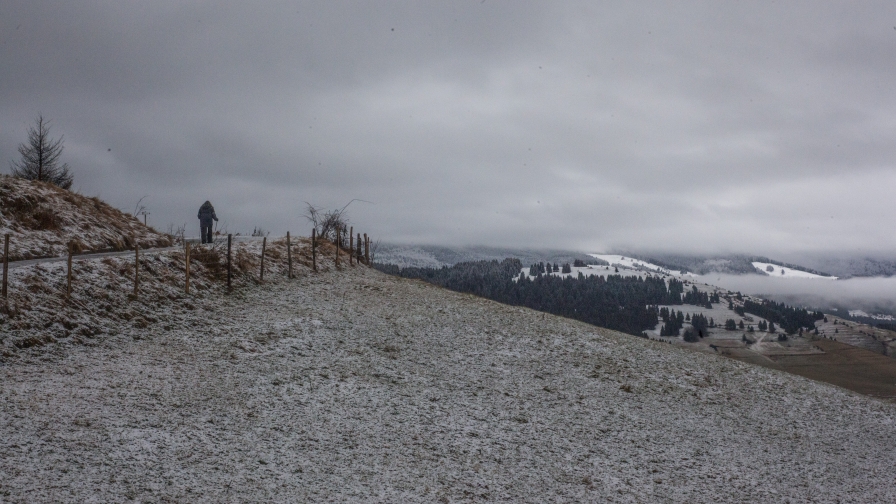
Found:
[197,200,218,244]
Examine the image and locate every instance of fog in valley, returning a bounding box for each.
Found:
[699,274,896,318]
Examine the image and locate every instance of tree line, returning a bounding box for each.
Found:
[735,299,823,335]
[376,259,685,336]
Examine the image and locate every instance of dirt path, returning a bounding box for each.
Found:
[6,246,178,270]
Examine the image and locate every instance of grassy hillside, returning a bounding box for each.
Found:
[0,174,171,260]
[1,259,895,501]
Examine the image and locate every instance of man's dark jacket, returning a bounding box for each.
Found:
[198,201,218,226]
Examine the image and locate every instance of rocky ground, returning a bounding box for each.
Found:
[2,257,896,502]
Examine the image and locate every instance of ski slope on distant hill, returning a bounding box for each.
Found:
[752,261,838,280]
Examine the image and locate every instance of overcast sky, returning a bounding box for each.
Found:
[2,1,895,257]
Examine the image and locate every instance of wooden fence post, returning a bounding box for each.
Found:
[335,228,340,268]
[357,233,362,261]
[364,233,369,265]
[312,228,317,272]
[66,242,73,297]
[133,239,139,298]
[2,233,9,299]
[287,231,292,279]
[227,234,232,292]
[349,226,354,266]
[185,242,191,294]
[260,236,267,282]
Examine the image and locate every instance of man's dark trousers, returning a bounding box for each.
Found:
[201,224,212,244]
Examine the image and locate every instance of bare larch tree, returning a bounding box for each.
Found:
[10,114,74,189]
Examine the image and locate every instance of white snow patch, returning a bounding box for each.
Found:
[752,262,838,280]
[849,310,896,321]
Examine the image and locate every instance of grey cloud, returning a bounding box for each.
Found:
[2,1,896,257]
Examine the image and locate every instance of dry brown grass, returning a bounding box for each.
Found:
[191,245,226,280]
[0,191,58,231]
[234,248,257,273]
[0,174,173,260]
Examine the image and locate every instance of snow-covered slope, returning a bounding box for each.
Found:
[1,250,894,501]
[590,254,693,276]
[752,261,838,280]
[0,174,171,260]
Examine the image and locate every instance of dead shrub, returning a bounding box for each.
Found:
[69,238,85,253]
[192,245,225,279]
[1,192,37,216]
[62,192,82,208]
[15,334,55,349]
[28,205,59,231]
[234,248,256,273]
[265,246,283,260]
[0,192,62,231]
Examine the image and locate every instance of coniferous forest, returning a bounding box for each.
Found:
[377,259,826,338]
[737,299,824,335]
[376,259,680,336]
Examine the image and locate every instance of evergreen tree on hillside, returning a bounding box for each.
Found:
[10,115,73,189]
[691,313,709,336]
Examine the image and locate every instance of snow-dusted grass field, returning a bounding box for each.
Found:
[2,264,896,502]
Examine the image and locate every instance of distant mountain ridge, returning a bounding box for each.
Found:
[614,253,835,277]
[616,252,896,279]
[375,244,896,279]
[375,244,605,269]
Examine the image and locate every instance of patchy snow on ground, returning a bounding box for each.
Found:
[752,262,838,280]
[2,245,896,502]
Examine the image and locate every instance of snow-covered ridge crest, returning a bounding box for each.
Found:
[0,174,171,261]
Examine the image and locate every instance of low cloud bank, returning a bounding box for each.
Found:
[702,274,896,317]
